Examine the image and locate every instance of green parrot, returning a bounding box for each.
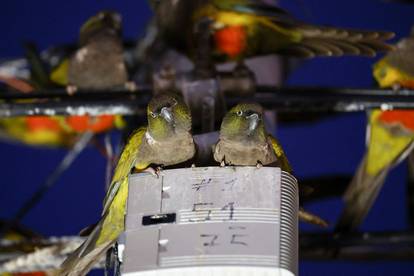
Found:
[51,11,131,93]
[213,103,291,170]
[150,0,394,63]
[58,93,195,275]
[336,32,414,232]
[0,38,126,148]
[213,103,327,227]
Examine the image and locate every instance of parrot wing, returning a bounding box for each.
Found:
[102,128,146,214]
[269,135,292,173]
[279,24,394,58]
[59,128,147,276]
[336,110,414,232]
[212,0,393,58]
[335,156,390,232]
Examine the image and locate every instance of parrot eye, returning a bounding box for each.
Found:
[379,68,387,78]
[150,112,157,118]
[236,110,243,116]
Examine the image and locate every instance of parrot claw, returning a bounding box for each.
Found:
[256,162,263,169]
[220,160,226,167]
[66,85,78,95]
[191,163,196,168]
[144,167,162,178]
[392,83,401,92]
[124,81,138,92]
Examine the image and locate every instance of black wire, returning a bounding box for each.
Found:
[2,87,414,117]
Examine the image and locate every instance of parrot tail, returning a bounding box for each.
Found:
[335,156,389,232]
[281,25,394,58]
[299,208,329,228]
[58,219,114,276]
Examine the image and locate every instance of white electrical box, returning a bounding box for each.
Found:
[119,167,298,276]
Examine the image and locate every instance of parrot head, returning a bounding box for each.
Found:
[79,11,122,46]
[220,103,267,142]
[147,93,192,140]
[373,59,404,88]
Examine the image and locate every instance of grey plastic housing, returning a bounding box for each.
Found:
[120,166,298,276]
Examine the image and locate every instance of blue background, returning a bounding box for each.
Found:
[0,0,413,275]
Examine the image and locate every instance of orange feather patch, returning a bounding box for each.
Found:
[401,79,414,89]
[26,116,61,132]
[214,25,247,58]
[65,115,115,133]
[378,110,414,132]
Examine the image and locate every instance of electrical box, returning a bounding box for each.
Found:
[119,166,298,276]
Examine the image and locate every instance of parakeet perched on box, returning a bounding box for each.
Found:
[59,93,195,276]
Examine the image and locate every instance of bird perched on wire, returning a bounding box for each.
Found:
[150,0,394,64]
[58,93,195,276]
[0,11,132,147]
[336,30,414,232]
[0,41,125,148]
[213,103,327,227]
[51,11,134,93]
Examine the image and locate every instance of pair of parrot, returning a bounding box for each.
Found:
[336,31,414,231]
[58,91,308,275]
[151,0,414,232]
[0,11,129,148]
[150,0,394,65]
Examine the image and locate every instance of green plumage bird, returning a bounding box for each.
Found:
[150,0,394,62]
[51,11,129,92]
[214,103,328,227]
[336,31,414,232]
[58,93,195,275]
[213,103,291,171]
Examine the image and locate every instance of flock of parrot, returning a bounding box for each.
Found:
[1,0,414,275]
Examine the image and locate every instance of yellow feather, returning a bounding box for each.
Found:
[0,117,68,147]
[366,110,414,176]
[114,115,126,129]
[50,59,69,86]
[96,177,128,246]
[60,127,148,275]
[214,10,256,27]
[195,4,301,42]
[269,135,292,173]
[369,57,414,175]
[103,127,147,213]
[373,58,413,88]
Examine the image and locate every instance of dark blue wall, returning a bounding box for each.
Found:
[1,1,413,275]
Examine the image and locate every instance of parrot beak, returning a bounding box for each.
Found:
[160,107,173,123]
[247,113,260,134]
